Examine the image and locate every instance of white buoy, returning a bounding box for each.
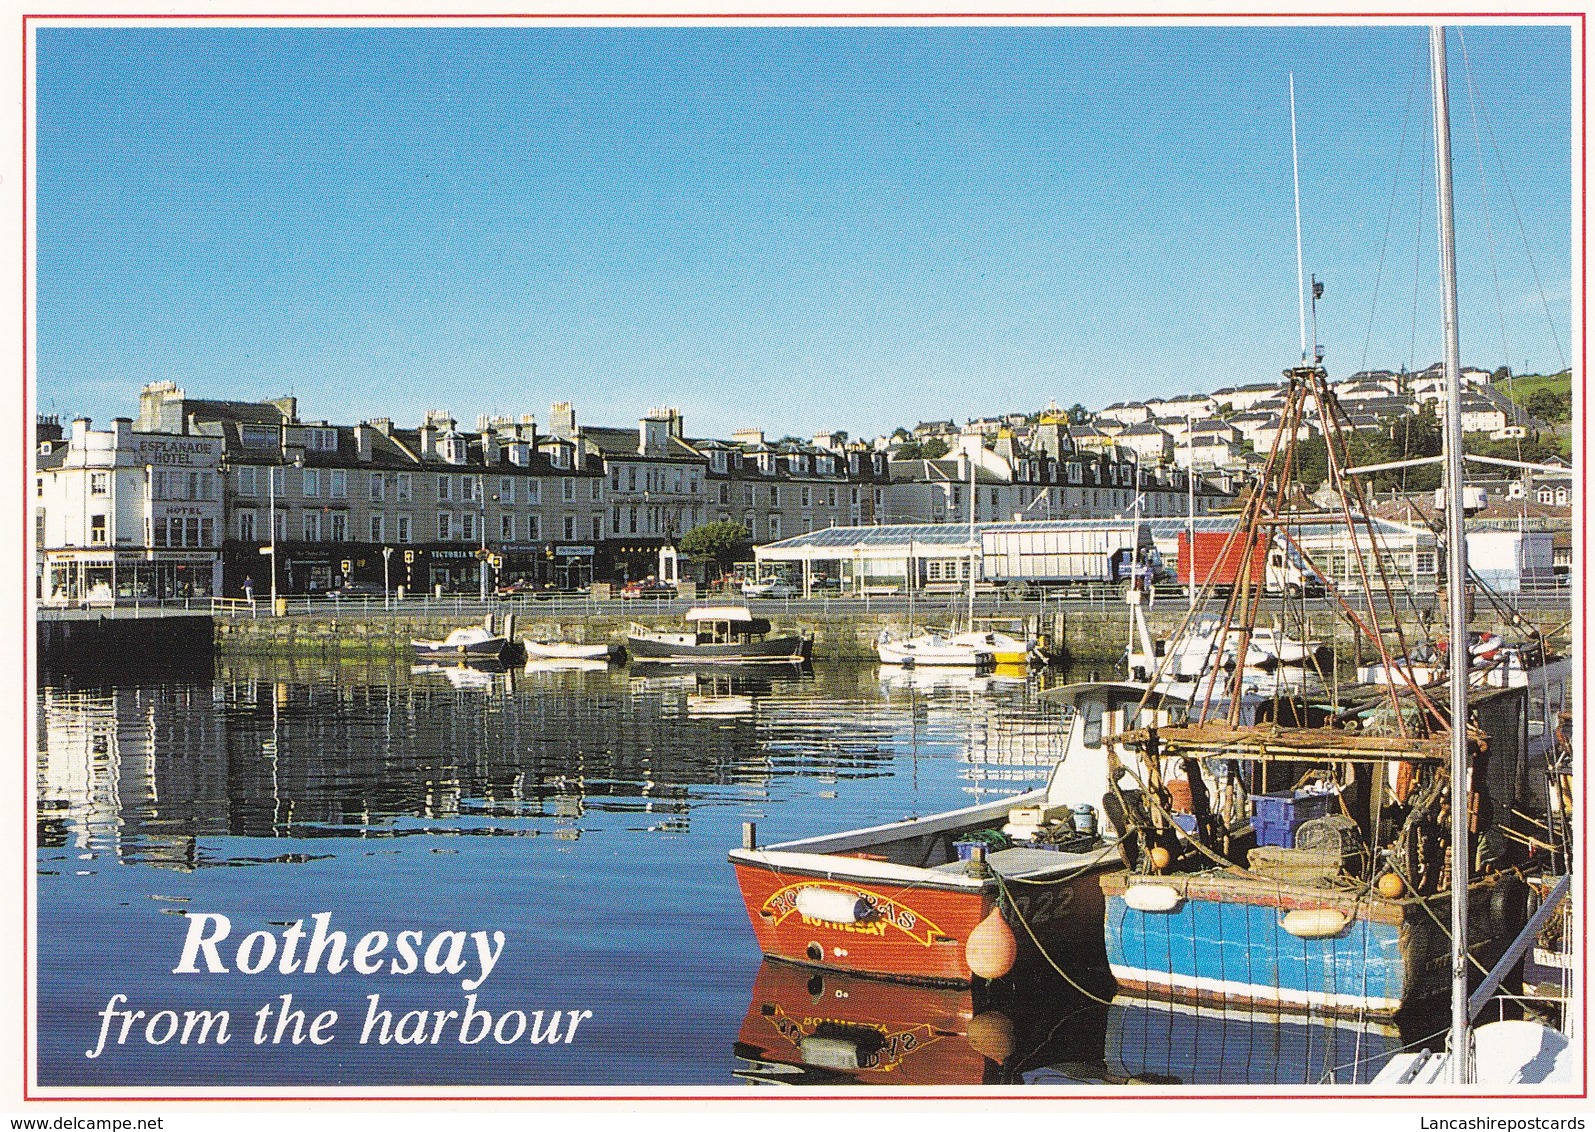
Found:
[1124,884,1182,913]
[794,887,870,924]
[1281,908,1350,939]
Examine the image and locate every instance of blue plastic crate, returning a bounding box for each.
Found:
[1250,790,1336,848]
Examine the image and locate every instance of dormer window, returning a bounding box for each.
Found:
[711,451,727,474]
[440,436,467,464]
[550,446,570,470]
[817,456,834,475]
[307,428,338,453]
[509,442,530,467]
[242,424,276,449]
[758,452,775,474]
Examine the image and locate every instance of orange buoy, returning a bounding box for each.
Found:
[966,1011,1016,1063]
[1149,845,1172,872]
[966,908,1018,980]
[1377,872,1405,899]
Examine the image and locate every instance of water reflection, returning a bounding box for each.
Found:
[36,658,1436,1088]
[732,960,1435,1087]
[732,960,1107,1086]
[1094,995,1418,1085]
[38,660,918,865]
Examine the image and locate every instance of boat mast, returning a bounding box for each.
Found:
[1290,73,1309,362]
[967,451,977,629]
[1430,24,1472,1086]
[1186,415,1196,610]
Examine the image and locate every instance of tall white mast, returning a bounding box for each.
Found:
[967,451,977,628]
[1290,73,1309,362]
[1430,24,1472,1086]
[1187,416,1196,609]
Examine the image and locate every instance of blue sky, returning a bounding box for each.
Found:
[33,22,1574,440]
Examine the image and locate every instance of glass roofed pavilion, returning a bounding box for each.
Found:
[753,520,1156,596]
[754,515,1438,598]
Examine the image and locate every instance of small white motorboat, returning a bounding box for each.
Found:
[411,625,521,664]
[523,639,621,662]
[1240,624,1325,667]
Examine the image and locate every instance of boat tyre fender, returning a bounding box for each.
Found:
[1396,820,1444,897]
[1489,875,1531,938]
[1102,790,1141,870]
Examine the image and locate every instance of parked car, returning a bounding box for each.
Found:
[742,578,797,599]
[619,578,677,599]
[495,578,559,599]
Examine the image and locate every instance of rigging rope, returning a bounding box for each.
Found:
[1456,30,1569,376]
[1360,45,1427,377]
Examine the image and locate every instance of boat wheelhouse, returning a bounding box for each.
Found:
[627,605,811,665]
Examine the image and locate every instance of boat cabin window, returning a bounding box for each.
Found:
[1081,699,1104,747]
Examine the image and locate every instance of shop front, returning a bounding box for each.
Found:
[43,550,221,606]
[607,539,670,585]
[551,544,596,590]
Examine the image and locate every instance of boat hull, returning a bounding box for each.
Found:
[1102,869,1530,1016]
[731,854,1111,987]
[524,640,618,661]
[876,641,991,668]
[410,638,517,663]
[626,633,810,664]
[877,630,1034,669]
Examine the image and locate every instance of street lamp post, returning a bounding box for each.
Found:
[264,451,303,615]
[382,546,393,611]
[267,459,278,615]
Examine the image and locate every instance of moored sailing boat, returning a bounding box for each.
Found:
[1100,39,1563,1027]
[877,460,1042,670]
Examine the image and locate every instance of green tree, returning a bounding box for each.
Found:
[678,521,752,579]
[895,436,950,460]
[1292,435,1329,489]
[1523,387,1570,424]
[1068,403,1090,424]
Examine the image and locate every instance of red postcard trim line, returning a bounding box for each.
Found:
[18,8,1588,1105]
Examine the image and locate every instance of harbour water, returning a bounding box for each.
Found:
[36,657,1442,1088]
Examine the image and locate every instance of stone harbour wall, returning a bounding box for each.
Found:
[211,604,1493,666]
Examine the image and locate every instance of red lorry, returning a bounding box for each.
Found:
[1176,530,1271,593]
[1176,530,1322,596]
